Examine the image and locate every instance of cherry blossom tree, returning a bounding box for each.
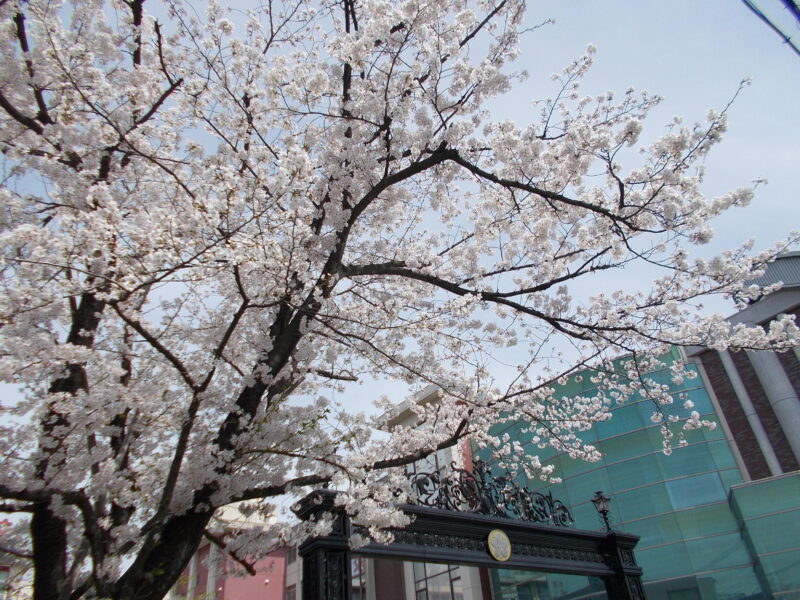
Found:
[0,0,797,598]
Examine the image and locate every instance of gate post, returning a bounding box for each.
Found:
[601,532,646,599]
[295,490,352,600]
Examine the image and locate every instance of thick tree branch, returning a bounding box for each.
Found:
[14,12,53,127]
[313,368,358,381]
[0,502,35,512]
[459,0,508,48]
[234,473,334,502]
[0,90,44,135]
[342,261,591,339]
[133,78,184,127]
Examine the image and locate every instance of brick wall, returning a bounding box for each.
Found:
[729,351,799,473]
[698,350,771,480]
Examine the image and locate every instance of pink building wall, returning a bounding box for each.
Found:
[220,547,287,600]
[175,544,287,600]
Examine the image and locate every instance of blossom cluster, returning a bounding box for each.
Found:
[0,0,797,596]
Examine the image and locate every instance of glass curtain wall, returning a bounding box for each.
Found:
[484,348,769,599]
[730,472,800,597]
[489,569,608,600]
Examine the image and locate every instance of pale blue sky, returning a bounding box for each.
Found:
[504,0,799,259]
[359,0,800,408]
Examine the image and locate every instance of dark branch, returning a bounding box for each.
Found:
[14,12,53,127]
[313,368,358,382]
[203,530,257,576]
[341,261,591,339]
[0,544,33,560]
[0,91,44,135]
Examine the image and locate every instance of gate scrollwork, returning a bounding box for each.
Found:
[407,459,574,527]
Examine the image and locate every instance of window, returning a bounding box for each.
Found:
[285,584,296,600]
[412,563,462,600]
[407,451,446,477]
[286,546,297,564]
[351,558,367,600]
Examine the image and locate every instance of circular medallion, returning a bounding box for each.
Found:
[487,529,511,562]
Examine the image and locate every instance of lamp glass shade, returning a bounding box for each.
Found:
[592,490,610,514]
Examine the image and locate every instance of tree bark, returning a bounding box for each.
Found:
[114,510,212,600]
[31,505,68,600]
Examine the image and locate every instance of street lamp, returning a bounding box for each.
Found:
[591,490,612,532]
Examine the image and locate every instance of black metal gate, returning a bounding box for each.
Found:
[296,462,645,600]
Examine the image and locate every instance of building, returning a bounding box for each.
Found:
[488,252,800,599]
[167,505,290,600]
[491,347,788,599]
[689,251,800,480]
[685,251,800,598]
[360,253,800,599]
[173,254,800,600]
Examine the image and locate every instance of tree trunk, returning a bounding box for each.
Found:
[31,505,67,600]
[114,511,212,600]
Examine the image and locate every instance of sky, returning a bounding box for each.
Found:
[352,0,800,410]
[506,0,799,262]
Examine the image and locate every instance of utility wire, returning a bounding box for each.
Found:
[741,0,800,58]
[779,0,800,24]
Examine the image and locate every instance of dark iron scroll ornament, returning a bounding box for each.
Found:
[407,459,574,526]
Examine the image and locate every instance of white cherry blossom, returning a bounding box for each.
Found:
[0,0,798,598]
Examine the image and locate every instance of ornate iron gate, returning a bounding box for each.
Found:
[296,462,645,600]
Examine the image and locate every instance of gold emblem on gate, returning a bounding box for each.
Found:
[487,529,511,562]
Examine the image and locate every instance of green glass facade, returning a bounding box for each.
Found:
[729,473,800,598]
[485,348,800,599]
[489,569,607,600]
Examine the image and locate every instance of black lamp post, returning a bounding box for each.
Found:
[591,490,612,532]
